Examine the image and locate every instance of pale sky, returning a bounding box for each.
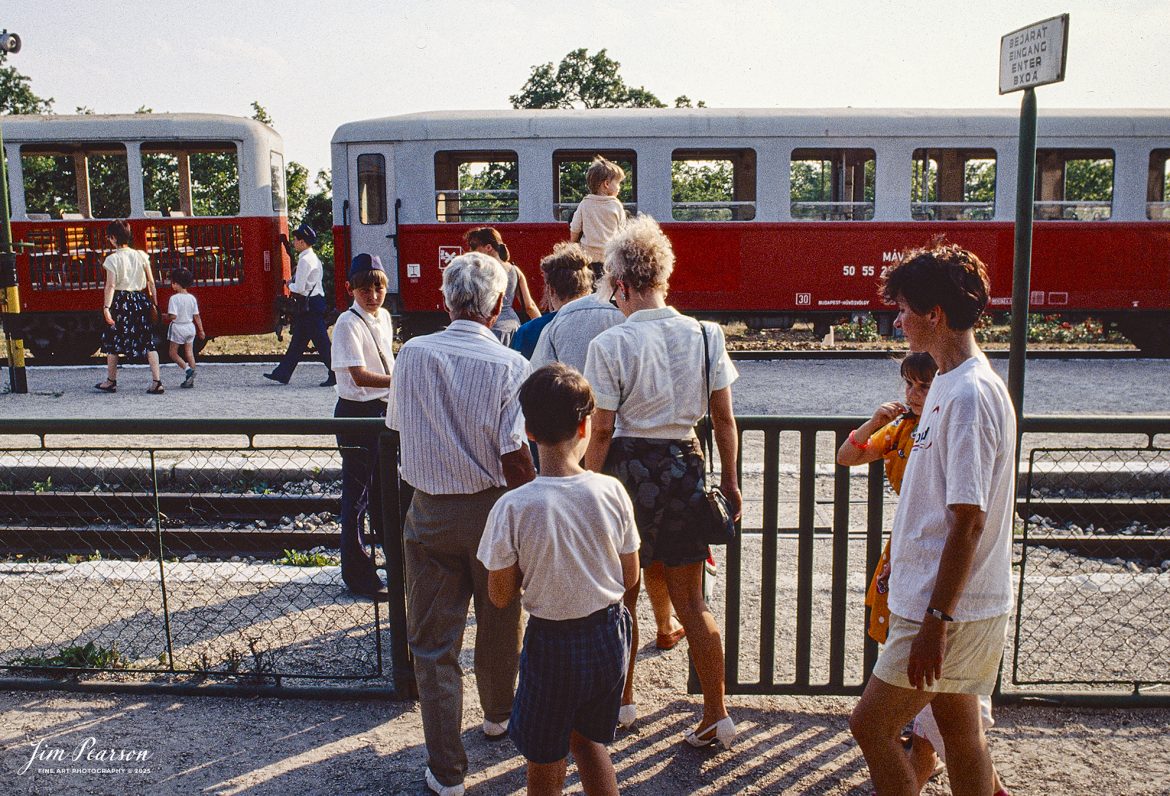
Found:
[5,1,1167,175]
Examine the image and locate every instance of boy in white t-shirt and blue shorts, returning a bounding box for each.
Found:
[478,363,639,796]
[166,268,205,388]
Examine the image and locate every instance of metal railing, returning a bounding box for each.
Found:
[719,415,1170,705]
[1,415,1166,706]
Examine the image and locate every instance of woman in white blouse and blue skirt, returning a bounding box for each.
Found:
[583,215,742,751]
[96,220,163,394]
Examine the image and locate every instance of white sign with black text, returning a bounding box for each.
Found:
[999,14,1069,94]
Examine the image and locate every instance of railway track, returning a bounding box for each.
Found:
[19,348,1145,366]
[2,490,1166,559]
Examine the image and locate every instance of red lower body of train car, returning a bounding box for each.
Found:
[380,221,1170,351]
[8,217,290,359]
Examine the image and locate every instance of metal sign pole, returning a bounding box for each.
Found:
[0,118,29,394]
[1006,88,1037,427]
[998,12,1069,431]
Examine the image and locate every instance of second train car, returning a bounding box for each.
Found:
[330,108,1170,353]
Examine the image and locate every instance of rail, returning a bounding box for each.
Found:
[0,415,1167,706]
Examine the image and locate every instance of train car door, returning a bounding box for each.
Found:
[347,145,398,296]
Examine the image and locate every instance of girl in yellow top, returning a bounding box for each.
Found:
[836,351,936,640]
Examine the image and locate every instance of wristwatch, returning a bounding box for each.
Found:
[925,606,954,622]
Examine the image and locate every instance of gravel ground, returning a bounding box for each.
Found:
[1,535,1168,794]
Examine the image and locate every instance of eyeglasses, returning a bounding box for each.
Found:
[609,288,619,308]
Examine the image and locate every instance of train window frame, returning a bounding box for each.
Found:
[141,141,241,218]
[790,147,876,221]
[20,142,131,220]
[670,148,756,222]
[357,153,388,225]
[1147,149,1170,221]
[1034,148,1115,221]
[910,148,997,221]
[434,150,519,223]
[270,150,287,213]
[552,149,637,222]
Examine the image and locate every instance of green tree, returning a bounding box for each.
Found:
[1064,159,1113,201]
[285,160,309,223]
[671,160,734,220]
[0,53,53,114]
[510,48,667,109]
[250,100,274,126]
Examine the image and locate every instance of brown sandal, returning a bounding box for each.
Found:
[95,379,117,393]
[146,380,165,394]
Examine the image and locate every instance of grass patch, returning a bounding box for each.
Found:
[274,548,339,567]
[13,641,128,671]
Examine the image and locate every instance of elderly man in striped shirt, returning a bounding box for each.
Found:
[387,251,536,796]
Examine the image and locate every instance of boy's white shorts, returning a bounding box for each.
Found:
[168,322,196,345]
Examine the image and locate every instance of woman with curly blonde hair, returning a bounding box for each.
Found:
[583,215,742,750]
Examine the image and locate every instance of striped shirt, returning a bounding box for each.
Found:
[387,319,530,494]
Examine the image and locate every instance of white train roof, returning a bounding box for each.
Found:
[333,108,1170,144]
[3,113,281,146]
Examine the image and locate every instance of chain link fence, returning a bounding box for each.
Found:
[0,425,398,694]
[1,417,1167,705]
[1013,446,1170,690]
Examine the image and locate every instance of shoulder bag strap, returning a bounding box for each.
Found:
[699,320,714,475]
[348,307,391,375]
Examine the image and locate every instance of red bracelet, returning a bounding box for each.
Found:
[848,430,869,451]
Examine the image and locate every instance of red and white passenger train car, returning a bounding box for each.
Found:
[5,113,289,359]
[331,108,1170,353]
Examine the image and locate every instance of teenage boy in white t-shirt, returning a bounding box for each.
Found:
[478,363,639,796]
[850,244,1016,796]
[331,253,395,600]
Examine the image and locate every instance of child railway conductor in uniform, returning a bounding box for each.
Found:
[330,253,394,599]
[265,223,335,387]
[849,243,1016,796]
[387,251,535,796]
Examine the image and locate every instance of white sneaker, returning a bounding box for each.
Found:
[482,718,509,739]
[617,703,637,729]
[425,766,465,796]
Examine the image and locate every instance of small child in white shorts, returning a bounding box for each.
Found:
[166,268,205,388]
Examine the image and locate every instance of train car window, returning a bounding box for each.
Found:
[142,142,240,217]
[910,149,996,221]
[21,143,130,219]
[671,149,755,221]
[791,148,875,221]
[1147,150,1170,220]
[1034,149,1114,220]
[434,150,518,222]
[552,149,637,221]
[357,153,388,225]
[270,150,287,213]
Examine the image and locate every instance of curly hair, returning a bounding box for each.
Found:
[880,243,990,331]
[540,242,594,305]
[604,214,674,294]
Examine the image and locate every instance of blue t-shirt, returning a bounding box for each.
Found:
[510,311,557,360]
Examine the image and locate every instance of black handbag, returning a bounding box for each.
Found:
[698,322,737,545]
